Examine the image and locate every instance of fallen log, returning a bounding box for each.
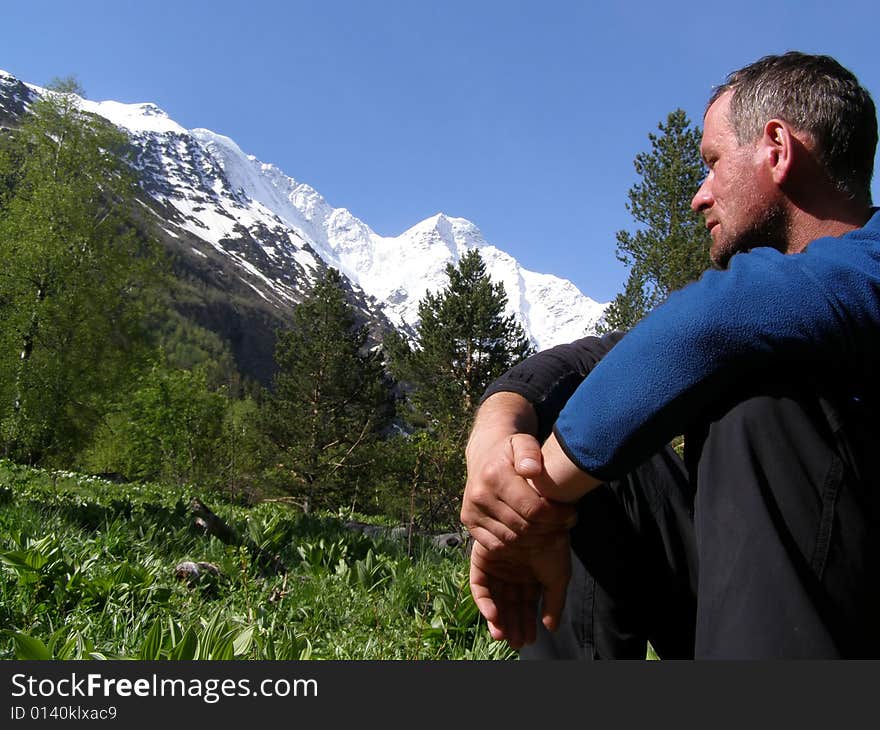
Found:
[190,498,239,545]
[189,497,287,575]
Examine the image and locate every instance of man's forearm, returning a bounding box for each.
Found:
[534,433,602,503]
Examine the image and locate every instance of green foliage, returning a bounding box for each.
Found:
[5,626,99,660]
[81,364,228,488]
[0,78,162,463]
[147,311,245,394]
[135,611,255,660]
[369,431,467,532]
[295,536,352,574]
[600,269,650,335]
[219,397,268,501]
[262,268,395,513]
[600,109,711,333]
[0,460,512,660]
[421,571,481,646]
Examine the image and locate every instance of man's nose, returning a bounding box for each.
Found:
[691,178,712,212]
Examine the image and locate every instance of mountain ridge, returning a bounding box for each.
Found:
[0,69,609,361]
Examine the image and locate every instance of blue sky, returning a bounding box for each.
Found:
[4,1,879,302]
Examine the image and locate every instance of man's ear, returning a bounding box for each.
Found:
[762,119,794,184]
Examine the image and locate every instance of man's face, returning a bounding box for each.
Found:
[691,91,786,269]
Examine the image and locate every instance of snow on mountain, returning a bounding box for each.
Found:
[190,127,608,349]
[0,70,609,351]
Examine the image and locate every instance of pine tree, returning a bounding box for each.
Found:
[599,269,650,335]
[263,268,394,513]
[390,248,533,430]
[0,78,161,463]
[600,109,711,332]
[386,249,532,529]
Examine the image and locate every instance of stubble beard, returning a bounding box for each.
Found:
[709,202,790,271]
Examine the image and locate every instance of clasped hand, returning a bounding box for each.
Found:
[461,427,576,649]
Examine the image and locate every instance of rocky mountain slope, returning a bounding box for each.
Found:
[0,70,609,382]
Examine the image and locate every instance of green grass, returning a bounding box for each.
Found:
[0,459,514,661]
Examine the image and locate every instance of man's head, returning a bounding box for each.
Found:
[692,51,877,268]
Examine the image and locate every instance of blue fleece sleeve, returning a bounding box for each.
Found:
[479,331,625,442]
[553,223,880,482]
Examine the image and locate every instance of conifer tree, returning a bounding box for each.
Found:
[263,268,394,512]
[390,248,533,430]
[385,250,532,529]
[0,78,160,463]
[600,109,711,332]
[599,269,650,336]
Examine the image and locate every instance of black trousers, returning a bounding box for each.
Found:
[520,380,880,659]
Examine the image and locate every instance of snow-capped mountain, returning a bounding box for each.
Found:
[0,70,608,353]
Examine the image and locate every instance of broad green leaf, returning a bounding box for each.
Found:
[0,549,47,573]
[8,631,52,660]
[232,627,254,657]
[169,627,197,661]
[168,618,183,647]
[210,633,235,660]
[140,618,164,660]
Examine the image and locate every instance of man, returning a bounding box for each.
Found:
[461,51,880,659]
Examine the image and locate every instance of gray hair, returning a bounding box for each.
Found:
[709,51,877,206]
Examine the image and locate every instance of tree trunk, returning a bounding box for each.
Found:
[5,281,45,458]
